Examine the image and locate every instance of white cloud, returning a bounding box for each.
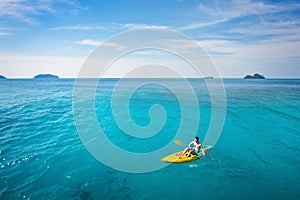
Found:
[50,23,169,32]
[76,39,127,50]
[198,0,300,20]
[50,24,108,31]
[228,20,300,42]
[159,39,198,50]
[101,42,127,50]
[0,53,83,78]
[0,32,10,36]
[122,23,169,30]
[197,39,235,54]
[147,35,300,78]
[196,38,300,78]
[178,19,227,30]
[177,0,300,78]
[132,51,157,55]
[1,35,299,78]
[103,53,202,78]
[181,0,300,31]
[0,0,86,24]
[0,0,53,24]
[76,39,102,47]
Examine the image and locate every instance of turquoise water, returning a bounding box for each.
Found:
[0,79,299,199]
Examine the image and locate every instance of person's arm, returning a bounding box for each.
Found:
[188,141,193,148]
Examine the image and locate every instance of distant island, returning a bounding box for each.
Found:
[0,75,6,79]
[244,73,265,79]
[203,76,213,79]
[34,74,59,79]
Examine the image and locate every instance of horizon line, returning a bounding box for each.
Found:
[1,77,300,79]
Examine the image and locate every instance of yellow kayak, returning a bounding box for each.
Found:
[162,145,213,163]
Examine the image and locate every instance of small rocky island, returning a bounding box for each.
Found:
[34,74,59,79]
[244,73,265,79]
[0,75,6,79]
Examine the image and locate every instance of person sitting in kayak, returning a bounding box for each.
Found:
[180,136,205,157]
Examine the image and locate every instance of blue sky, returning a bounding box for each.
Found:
[0,0,299,78]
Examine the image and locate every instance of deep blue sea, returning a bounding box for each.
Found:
[0,78,299,199]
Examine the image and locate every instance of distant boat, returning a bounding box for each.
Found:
[244,73,265,79]
[203,76,213,79]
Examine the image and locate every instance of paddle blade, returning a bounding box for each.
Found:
[174,140,185,146]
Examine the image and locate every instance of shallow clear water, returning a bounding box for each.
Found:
[0,79,299,199]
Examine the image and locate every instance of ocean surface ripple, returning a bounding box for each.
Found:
[0,79,299,199]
